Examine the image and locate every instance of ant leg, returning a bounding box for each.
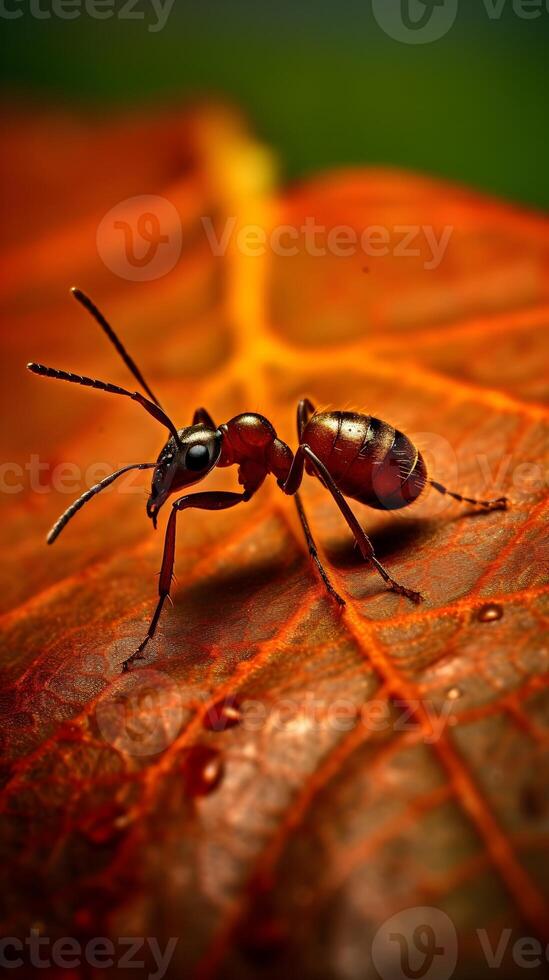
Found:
[193,407,216,427]
[281,446,423,605]
[294,492,346,607]
[429,480,508,512]
[122,490,252,671]
[296,398,316,439]
[292,400,346,605]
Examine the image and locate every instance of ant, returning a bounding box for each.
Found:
[28,290,509,671]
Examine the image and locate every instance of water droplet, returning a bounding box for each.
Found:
[203,696,242,732]
[181,745,224,797]
[446,687,462,701]
[476,603,503,623]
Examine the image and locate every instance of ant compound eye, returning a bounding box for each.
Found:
[186,444,210,471]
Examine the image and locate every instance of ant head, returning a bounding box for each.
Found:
[147,424,222,526]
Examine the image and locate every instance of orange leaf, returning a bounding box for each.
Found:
[0,104,547,979]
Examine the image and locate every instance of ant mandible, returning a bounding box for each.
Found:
[28,290,508,671]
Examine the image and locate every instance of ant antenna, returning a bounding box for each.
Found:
[47,462,155,544]
[28,287,182,445]
[27,363,182,446]
[71,288,162,407]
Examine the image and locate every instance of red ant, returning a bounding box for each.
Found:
[28,290,508,671]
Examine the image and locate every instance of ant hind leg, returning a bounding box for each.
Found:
[282,444,423,606]
[429,480,508,512]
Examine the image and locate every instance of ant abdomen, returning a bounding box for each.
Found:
[302,411,427,511]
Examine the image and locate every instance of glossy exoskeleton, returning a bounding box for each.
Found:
[28,290,508,670]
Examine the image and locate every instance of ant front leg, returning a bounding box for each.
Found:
[122,489,252,671]
[281,444,423,606]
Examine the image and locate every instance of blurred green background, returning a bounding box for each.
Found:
[2,0,548,207]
